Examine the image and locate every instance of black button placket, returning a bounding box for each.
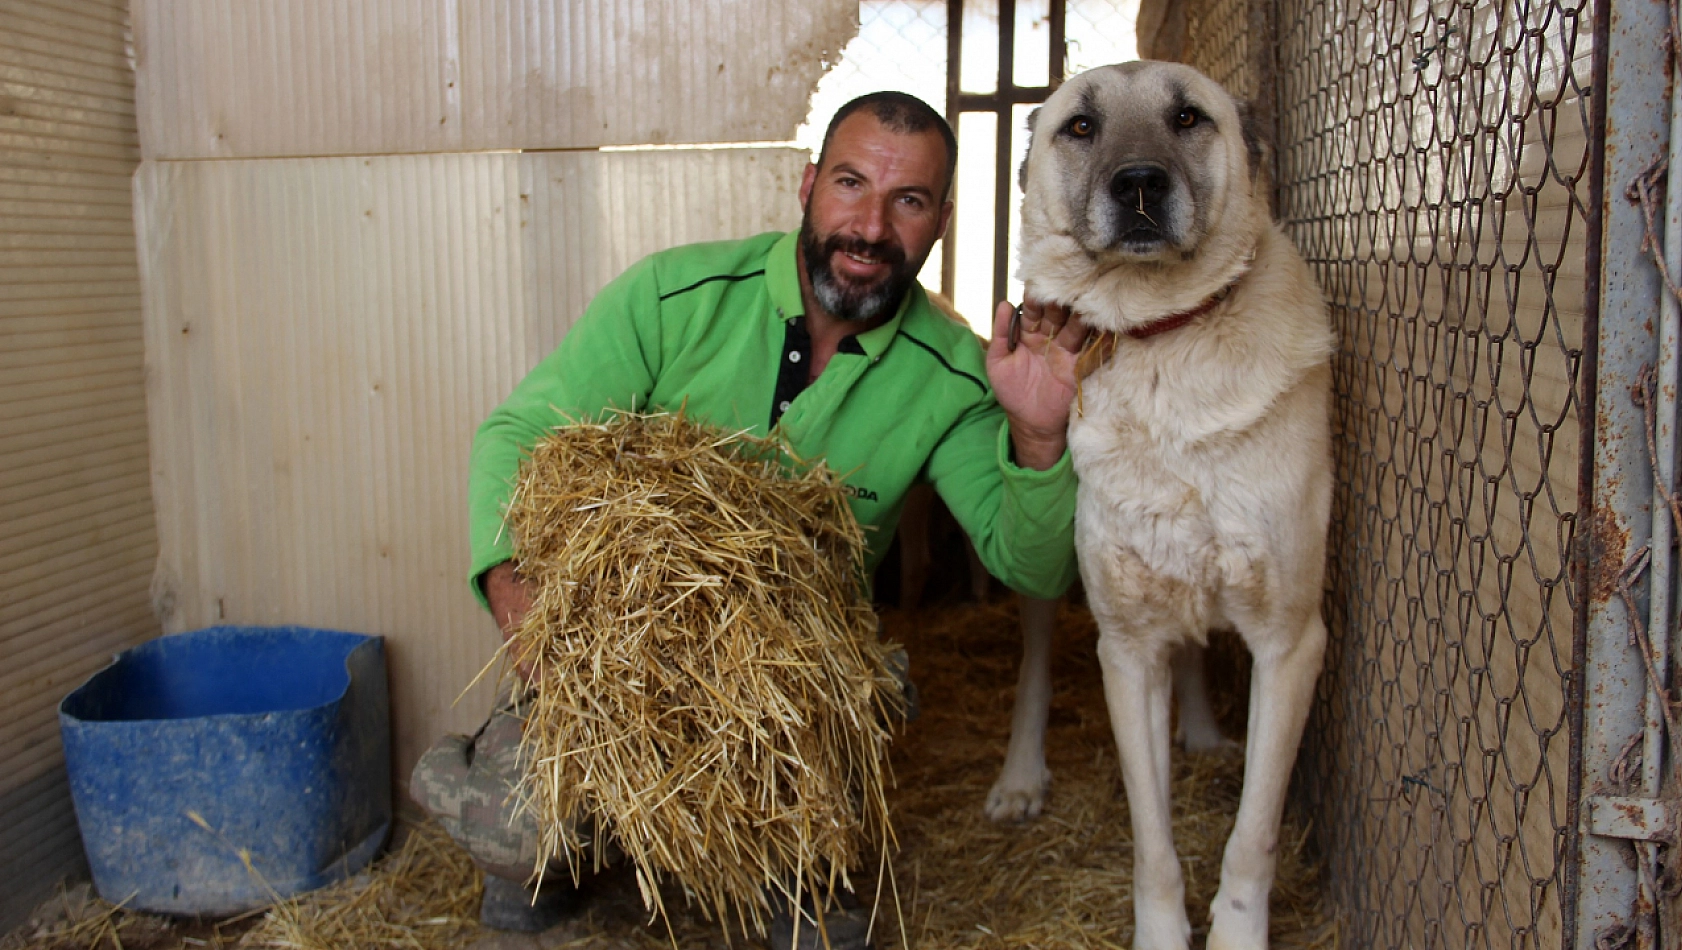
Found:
[769,309,812,429]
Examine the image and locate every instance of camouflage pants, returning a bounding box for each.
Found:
[409,695,579,884]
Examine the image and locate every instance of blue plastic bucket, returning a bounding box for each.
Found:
[59,626,391,915]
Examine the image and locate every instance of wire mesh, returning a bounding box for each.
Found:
[1236,0,1595,943]
[796,1,949,157]
[1065,0,1142,74]
[1183,0,1253,98]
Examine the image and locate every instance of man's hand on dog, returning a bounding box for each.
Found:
[484,560,536,681]
[987,297,1087,470]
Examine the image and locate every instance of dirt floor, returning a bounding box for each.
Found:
[3,594,1335,950]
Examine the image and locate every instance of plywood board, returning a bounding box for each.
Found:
[132,0,859,159]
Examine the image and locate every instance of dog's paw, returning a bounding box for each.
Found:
[983,767,1051,823]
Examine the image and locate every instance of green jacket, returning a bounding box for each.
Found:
[468,230,1079,605]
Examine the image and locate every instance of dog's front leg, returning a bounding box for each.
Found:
[1098,633,1188,950]
[1207,612,1327,950]
[986,594,1056,821]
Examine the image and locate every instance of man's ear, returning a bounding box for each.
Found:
[798,162,817,208]
[936,199,955,240]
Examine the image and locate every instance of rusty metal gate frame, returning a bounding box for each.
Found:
[1572,0,1682,943]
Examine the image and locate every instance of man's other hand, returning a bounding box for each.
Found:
[484,561,536,680]
[986,298,1087,470]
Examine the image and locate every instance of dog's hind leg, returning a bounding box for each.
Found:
[985,594,1056,822]
[1171,643,1233,752]
[1207,612,1327,950]
[1098,633,1189,950]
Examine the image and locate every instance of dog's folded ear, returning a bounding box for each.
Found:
[1235,100,1276,216]
[1018,107,1041,191]
[1236,101,1267,182]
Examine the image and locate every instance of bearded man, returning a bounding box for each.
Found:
[413,92,1087,948]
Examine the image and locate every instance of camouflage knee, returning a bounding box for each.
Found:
[411,701,575,882]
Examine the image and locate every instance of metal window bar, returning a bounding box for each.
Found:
[941,0,1066,305]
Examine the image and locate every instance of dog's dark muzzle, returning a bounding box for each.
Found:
[1109,164,1171,244]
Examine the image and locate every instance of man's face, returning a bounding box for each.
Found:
[798,112,953,323]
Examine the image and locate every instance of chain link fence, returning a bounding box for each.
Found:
[798,0,950,153]
[1066,0,1143,74]
[1187,0,1596,943]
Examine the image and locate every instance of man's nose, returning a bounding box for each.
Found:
[852,198,890,242]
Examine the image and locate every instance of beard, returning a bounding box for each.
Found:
[799,211,923,323]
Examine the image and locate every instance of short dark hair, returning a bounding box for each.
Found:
[817,92,958,201]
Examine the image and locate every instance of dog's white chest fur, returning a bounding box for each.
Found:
[1067,336,1280,639]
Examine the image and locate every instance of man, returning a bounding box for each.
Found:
[414,92,1087,948]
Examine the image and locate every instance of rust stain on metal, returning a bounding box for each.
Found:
[1586,507,1631,604]
[1614,800,1648,829]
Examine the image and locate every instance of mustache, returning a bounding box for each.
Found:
[821,233,907,271]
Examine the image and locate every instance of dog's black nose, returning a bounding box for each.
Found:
[1110,165,1171,205]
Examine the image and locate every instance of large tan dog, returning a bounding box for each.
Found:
[1016,62,1333,949]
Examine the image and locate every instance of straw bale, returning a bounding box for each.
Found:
[499,410,902,937]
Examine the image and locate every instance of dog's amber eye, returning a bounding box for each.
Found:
[1176,109,1200,129]
[1064,116,1095,138]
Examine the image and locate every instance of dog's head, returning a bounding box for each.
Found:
[1021,62,1265,266]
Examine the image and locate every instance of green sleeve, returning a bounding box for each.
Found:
[922,402,1080,600]
[466,255,664,608]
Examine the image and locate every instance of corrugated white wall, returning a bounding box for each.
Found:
[0,0,152,929]
[132,0,858,799]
